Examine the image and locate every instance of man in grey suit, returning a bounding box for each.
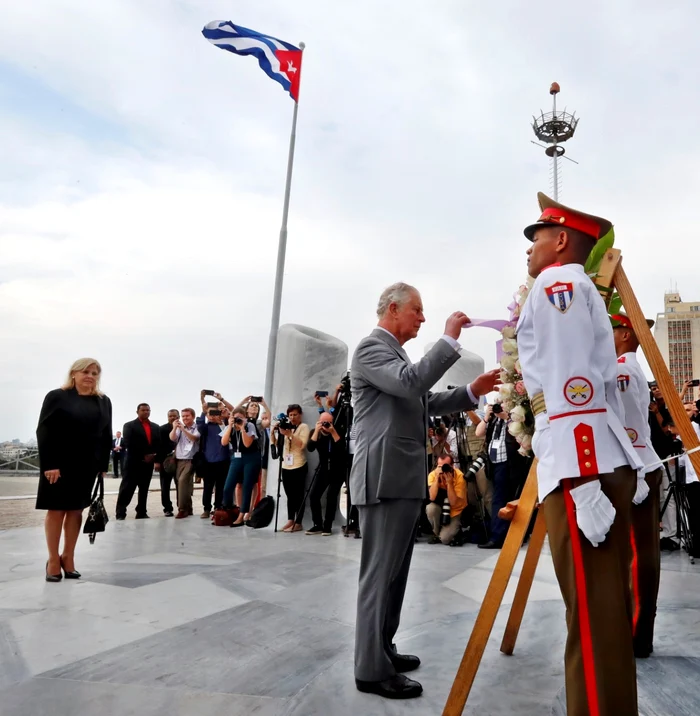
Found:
[351,282,499,700]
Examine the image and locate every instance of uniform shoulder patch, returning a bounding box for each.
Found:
[563,376,594,407]
[545,282,574,313]
[617,374,630,392]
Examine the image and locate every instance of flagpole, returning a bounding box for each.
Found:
[264,42,305,407]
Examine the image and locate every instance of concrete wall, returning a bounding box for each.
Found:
[268,324,348,530]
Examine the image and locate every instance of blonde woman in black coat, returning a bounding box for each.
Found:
[36,358,112,582]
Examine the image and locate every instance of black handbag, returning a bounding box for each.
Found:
[83,474,109,544]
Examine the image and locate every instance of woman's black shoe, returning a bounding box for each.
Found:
[60,558,81,579]
[45,561,62,583]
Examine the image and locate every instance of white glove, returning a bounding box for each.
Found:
[632,472,650,505]
[569,480,616,548]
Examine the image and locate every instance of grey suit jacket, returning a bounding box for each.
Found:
[349,328,477,505]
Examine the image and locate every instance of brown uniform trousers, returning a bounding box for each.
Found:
[630,468,662,655]
[544,466,637,716]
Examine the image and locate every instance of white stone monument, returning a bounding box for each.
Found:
[268,325,348,529]
[423,342,485,396]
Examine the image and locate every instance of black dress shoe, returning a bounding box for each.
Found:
[60,558,81,580]
[116,515,126,521]
[355,673,423,699]
[478,540,502,549]
[135,514,149,519]
[391,652,421,673]
[45,561,62,583]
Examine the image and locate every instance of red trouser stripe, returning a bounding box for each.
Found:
[563,484,601,716]
[630,527,640,636]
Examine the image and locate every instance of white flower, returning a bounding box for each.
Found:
[519,433,533,450]
[509,421,524,437]
[510,405,526,422]
[499,382,514,398]
[500,370,510,384]
[502,399,515,412]
[502,326,516,339]
[502,338,518,355]
[514,359,522,374]
[518,445,531,457]
[501,355,517,372]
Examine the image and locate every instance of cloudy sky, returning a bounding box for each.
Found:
[1,0,698,441]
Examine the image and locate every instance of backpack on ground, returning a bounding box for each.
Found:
[246,496,274,529]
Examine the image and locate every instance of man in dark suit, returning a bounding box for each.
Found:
[156,409,179,516]
[111,431,124,478]
[116,403,161,519]
[350,282,499,699]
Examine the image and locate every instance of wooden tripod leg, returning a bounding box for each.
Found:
[442,463,539,716]
[500,507,547,655]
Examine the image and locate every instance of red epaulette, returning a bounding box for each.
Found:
[617,356,626,363]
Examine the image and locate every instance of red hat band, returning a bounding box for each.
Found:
[538,207,600,240]
[611,314,633,329]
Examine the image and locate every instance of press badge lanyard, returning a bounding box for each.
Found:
[234,431,242,459]
[285,427,296,466]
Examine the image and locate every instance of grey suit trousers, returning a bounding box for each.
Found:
[354,498,423,681]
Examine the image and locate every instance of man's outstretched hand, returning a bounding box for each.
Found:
[470,369,502,397]
[444,312,471,341]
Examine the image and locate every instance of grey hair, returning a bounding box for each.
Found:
[376,282,418,318]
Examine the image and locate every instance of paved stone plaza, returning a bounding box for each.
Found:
[0,508,699,715]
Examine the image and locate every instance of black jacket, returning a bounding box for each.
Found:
[308,427,347,473]
[123,418,161,466]
[156,423,177,463]
[37,388,112,475]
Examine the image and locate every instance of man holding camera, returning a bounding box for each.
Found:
[426,455,467,544]
[196,393,231,518]
[306,411,346,536]
[350,282,499,700]
[168,409,200,518]
[476,402,519,549]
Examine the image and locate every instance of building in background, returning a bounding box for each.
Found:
[655,292,700,396]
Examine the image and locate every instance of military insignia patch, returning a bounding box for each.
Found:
[617,374,630,392]
[563,376,594,407]
[545,282,574,313]
[626,427,639,443]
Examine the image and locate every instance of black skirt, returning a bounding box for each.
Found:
[35,463,99,511]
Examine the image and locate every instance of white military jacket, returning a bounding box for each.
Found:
[516,263,643,500]
[616,351,660,475]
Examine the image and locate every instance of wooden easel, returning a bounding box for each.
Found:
[443,249,700,716]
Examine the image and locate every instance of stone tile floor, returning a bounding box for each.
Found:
[0,513,699,715]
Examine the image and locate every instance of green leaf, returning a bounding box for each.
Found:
[584,227,615,276]
[609,292,623,315]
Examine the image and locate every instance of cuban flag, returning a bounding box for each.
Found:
[202,21,302,101]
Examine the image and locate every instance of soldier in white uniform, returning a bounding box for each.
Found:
[517,193,644,716]
[611,312,664,659]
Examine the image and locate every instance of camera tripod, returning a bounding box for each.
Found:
[327,381,360,538]
[660,456,695,565]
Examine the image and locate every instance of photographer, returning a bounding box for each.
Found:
[221,407,260,526]
[476,402,516,549]
[274,404,310,533]
[195,393,231,518]
[426,456,467,544]
[306,412,347,536]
